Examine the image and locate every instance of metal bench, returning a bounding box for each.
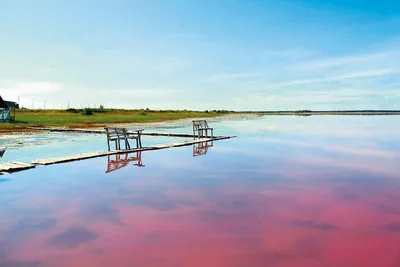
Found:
[104,127,143,151]
[193,120,213,138]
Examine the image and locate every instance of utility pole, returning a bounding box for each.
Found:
[32,97,35,109]
[68,100,70,109]
[44,100,46,109]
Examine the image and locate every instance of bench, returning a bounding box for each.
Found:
[193,120,213,138]
[104,127,143,151]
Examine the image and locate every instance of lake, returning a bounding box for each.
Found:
[0,115,399,267]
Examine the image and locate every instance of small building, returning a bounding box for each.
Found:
[4,100,19,109]
[0,96,17,122]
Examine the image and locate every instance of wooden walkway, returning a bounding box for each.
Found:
[0,162,36,172]
[27,127,216,138]
[1,136,235,172]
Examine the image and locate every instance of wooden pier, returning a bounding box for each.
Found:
[27,127,216,138]
[0,162,36,172]
[1,136,235,173]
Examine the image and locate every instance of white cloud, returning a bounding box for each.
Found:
[106,88,181,98]
[207,73,261,82]
[268,69,398,87]
[35,68,55,73]
[0,80,63,98]
[290,51,395,71]
[260,48,316,60]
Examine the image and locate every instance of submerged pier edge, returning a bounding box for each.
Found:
[0,136,236,174]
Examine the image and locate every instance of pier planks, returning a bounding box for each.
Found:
[0,162,36,173]
[29,136,234,166]
[1,135,235,173]
[27,127,221,138]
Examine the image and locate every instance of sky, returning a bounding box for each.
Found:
[0,0,399,111]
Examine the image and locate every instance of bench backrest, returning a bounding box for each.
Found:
[193,120,209,130]
[105,127,128,139]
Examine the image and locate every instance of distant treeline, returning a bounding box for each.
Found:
[16,107,400,114]
[18,107,235,114]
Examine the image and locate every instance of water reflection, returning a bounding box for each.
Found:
[105,140,216,173]
[193,141,213,157]
[106,152,145,173]
[0,116,400,267]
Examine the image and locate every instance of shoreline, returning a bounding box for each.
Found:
[0,114,241,134]
[1,110,400,134]
[257,111,400,116]
[0,111,230,133]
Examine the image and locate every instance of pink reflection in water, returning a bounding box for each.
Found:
[2,177,400,267]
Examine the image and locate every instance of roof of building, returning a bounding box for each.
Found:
[4,101,19,109]
[0,96,9,109]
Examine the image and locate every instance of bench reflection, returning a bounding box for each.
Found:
[105,141,215,173]
[106,151,145,173]
[193,141,213,157]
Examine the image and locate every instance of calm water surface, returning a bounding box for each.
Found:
[0,115,399,267]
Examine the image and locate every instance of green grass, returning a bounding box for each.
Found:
[3,109,230,128]
[3,108,398,130]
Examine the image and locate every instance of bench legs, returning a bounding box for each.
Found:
[106,140,120,151]
[193,129,213,139]
[108,138,142,151]
[125,138,131,150]
[136,134,142,148]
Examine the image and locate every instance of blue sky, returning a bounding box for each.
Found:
[1,0,399,110]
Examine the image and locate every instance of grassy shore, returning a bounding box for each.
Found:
[2,108,400,132]
[0,108,231,130]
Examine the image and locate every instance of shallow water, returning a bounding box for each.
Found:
[0,115,399,267]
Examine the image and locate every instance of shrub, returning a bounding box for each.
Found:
[139,111,146,116]
[82,108,93,115]
[66,108,78,113]
[296,110,312,113]
[93,108,106,113]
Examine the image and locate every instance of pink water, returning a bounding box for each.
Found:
[0,116,399,266]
